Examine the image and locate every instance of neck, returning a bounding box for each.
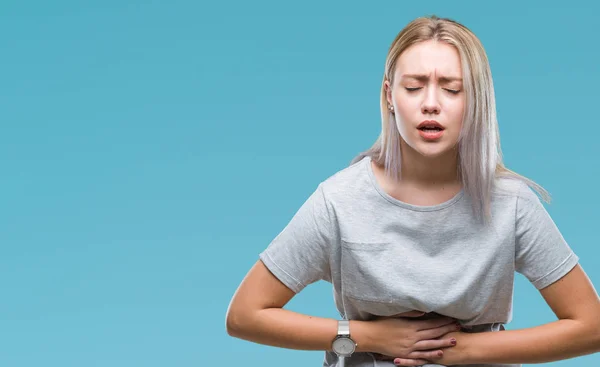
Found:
[397,139,460,188]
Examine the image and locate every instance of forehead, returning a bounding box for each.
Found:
[395,40,462,80]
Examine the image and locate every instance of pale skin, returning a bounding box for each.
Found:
[226,39,600,366]
[379,39,465,205]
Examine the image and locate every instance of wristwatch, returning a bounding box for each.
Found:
[331,320,356,358]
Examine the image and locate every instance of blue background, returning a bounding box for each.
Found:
[1,1,598,366]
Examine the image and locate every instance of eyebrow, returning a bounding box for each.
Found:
[401,74,463,83]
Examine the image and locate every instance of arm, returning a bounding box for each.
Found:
[225,183,362,351]
[225,259,372,352]
[227,259,459,363]
[439,264,600,365]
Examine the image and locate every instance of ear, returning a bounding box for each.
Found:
[384,80,393,106]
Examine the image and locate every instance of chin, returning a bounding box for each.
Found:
[416,145,454,158]
[401,135,458,158]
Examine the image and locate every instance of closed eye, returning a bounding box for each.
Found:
[405,87,461,94]
[444,89,460,94]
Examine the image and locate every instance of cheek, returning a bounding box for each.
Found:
[452,107,465,141]
[448,100,465,126]
[394,98,416,122]
[455,97,466,118]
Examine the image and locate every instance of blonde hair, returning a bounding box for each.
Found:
[351,15,550,223]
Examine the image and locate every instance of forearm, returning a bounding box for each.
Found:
[463,319,600,364]
[227,308,372,352]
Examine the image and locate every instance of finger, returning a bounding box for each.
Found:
[418,321,461,339]
[408,348,445,360]
[392,357,431,366]
[413,337,457,351]
[415,316,456,331]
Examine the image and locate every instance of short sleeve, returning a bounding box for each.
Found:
[514,183,579,290]
[259,183,337,293]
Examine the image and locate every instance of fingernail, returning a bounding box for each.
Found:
[451,338,457,345]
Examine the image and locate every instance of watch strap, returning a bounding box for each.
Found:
[338,320,350,337]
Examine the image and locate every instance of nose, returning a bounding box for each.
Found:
[421,87,441,115]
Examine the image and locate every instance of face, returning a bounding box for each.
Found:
[385,40,465,158]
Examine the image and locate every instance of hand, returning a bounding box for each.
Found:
[391,330,470,367]
[359,311,462,366]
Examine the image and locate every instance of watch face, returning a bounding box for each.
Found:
[332,337,356,356]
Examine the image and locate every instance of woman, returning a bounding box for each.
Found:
[225,15,600,367]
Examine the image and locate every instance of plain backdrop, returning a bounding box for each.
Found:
[1,1,599,366]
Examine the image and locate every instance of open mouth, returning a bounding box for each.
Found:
[417,126,445,140]
[418,127,444,132]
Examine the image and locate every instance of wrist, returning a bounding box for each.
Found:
[454,331,475,364]
[350,320,374,353]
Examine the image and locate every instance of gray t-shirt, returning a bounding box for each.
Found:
[259,155,579,367]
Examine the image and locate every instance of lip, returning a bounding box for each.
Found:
[418,129,444,140]
[417,120,445,130]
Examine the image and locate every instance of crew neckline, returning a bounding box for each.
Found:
[363,155,464,212]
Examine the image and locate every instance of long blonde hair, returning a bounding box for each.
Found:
[351,15,550,223]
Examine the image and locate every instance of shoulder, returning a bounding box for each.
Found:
[492,176,538,201]
[319,156,370,196]
[492,176,548,220]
